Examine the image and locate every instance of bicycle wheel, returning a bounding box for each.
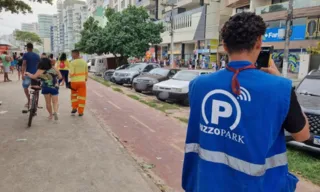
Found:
[27,94,36,127]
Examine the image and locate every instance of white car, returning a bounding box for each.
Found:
[152,70,211,105]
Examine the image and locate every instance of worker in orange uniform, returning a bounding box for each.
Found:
[69,49,88,116]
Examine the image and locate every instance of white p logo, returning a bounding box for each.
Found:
[211,100,232,125]
[201,89,241,130]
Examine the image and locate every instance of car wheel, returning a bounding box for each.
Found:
[156,94,166,102]
[104,73,111,81]
[135,89,142,93]
[181,98,189,106]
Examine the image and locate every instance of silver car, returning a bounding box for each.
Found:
[111,63,160,85]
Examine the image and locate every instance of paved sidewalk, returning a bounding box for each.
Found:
[0,77,159,192]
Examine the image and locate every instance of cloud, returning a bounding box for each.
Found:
[0,0,85,35]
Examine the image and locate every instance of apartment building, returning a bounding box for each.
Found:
[21,22,39,34]
[154,0,232,65]
[224,0,320,73]
[38,14,54,38]
[53,0,88,55]
[87,0,109,26]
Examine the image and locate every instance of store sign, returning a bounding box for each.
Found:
[263,25,306,42]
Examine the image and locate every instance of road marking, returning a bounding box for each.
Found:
[0,110,8,115]
[130,115,155,133]
[93,90,103,98]
[170,143,184,154]
[108,101,122,110]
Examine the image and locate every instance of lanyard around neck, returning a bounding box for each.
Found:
[226,64,256,95]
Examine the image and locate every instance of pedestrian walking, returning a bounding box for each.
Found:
[1,51,12,82]
[49,54,56,67]
[17,53,24,81]
[56,53,70,87]
[22,43,41,109]
[69,49,88,117]
[182,12,310,192]
[10,53,17,74]
[25,58,62,120]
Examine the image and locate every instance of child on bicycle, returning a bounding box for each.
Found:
[25,58,62,120]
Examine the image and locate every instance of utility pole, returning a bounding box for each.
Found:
[161,1,176,68]
[282,0,293,77]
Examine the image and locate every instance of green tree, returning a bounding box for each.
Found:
[76,5,164,65]
[0,0,52,14]
[104,6,164,62]
[75,16,105,55]
[15,30,42,45]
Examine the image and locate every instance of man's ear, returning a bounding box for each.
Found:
[223,43,229,53]
[256,36,263,50]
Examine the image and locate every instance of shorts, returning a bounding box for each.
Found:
[22,76,40,89]
[4,66,10,73]
[41,87,59,96]
[17,65,22,72]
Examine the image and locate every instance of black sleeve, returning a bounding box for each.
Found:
[282,88,306,133]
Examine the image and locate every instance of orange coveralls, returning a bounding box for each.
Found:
[69,58,88,115]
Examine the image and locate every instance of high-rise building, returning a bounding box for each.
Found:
[87,0,109,27]
[54,0,88,54]
[38,14,54,38]
[21,22,39,34]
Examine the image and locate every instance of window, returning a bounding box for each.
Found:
[236,5,249,14]
[121,0,125,8]
[293,18,307,26]
[271,0,288,4]
[144,65,154,72]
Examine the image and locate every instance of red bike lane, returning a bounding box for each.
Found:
[86,79,319,192]
[87,80,186,191]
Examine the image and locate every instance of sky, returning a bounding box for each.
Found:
[0,0,85,35]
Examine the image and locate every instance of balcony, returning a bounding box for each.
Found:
[224,0,249,8]
[136,0,156,9]
[164,0,201,12]
[256,0,320,15]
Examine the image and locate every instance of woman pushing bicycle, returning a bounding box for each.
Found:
[25,58,62,120]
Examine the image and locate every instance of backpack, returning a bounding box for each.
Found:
[59,61,65,69]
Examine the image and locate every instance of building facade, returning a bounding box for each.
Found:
[54,0,88,55]
[154,0,231,66]
[224,0,320,73]
[38,14,54,38]
[21,22,39,34]
[87,0,109,27]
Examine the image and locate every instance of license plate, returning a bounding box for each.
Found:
[313,136,320,146]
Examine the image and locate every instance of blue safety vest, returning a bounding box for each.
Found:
[182,61,298,192]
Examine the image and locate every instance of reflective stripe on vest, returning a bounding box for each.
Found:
[185,143,288,177]
[70,72,88,77]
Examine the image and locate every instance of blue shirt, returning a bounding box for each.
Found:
[23,52,40,74]
[182,61,297,192]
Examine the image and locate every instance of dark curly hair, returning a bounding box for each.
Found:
[221,12,267,54]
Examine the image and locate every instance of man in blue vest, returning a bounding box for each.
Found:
[182,12,310,192]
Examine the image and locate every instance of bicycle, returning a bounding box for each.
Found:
[27,86,41,127]
[22,79,41,127]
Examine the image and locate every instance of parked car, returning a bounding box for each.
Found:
[153,70,211,105]
[111,63,160,85]
[132,68,180,93]
[104,64,130,81]
[286,69,320,152]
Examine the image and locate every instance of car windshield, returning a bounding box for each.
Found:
[116,65,129,70]
[172,71,199,81]
[149,68,169,76]
[297,78,320,96]
[127,63,147,71]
